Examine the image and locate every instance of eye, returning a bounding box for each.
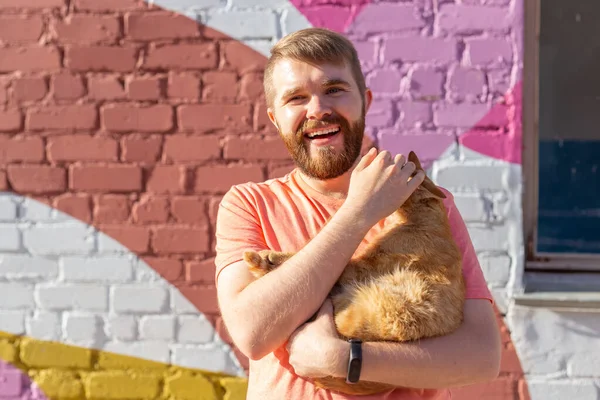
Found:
[326,87,343,94]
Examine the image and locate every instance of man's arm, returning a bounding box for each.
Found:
[326,298,501,388]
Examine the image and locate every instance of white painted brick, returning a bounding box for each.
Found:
[0,196,17,220]
[478,254,511,286]
[26,311,61,341]
[281,6,311,36]
[243,39,275,57]
[0,224,20,251]
[106,315,137,341]
[434,165,508,191]
[526,379,599,400]
[134,259,163,282]
[111,286,169,314]
[150,0,223,11]
[231,0,289,8]
[35,284,108,311]
[467,224,510,252]
[567,352,600,377]
[97,234,129,254]
[20,198,53,221]
[177,315,214,343]
[171,288,199,314]
[489,288,508,315]
[104,341,170,364]
[61,256,133,283]
[0,283,34,309]
[452,194,488,222]
[207,10,278,39]
[139,315,175,340]
[171,344,228,371]
[23,223,95,256]
[0,311,25,334]
[0,254,58,280]
[63,313,104,344]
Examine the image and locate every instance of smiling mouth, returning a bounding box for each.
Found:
[304,126,341,139]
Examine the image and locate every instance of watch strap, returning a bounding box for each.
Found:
[346,339,362,384]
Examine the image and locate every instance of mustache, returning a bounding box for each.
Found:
[296,115,345,136]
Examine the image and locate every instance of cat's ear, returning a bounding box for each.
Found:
[421,176,446,199]
[408,151,423,171]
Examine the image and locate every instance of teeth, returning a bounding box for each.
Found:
[307,127,339,138]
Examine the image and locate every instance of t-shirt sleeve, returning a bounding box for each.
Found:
[214,185,269,283]
[442,189,494,304]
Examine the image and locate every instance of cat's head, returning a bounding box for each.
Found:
[404,151,446,204]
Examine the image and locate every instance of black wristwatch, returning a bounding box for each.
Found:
[346,338,362,384]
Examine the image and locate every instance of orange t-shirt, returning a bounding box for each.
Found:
[215,168,493,400]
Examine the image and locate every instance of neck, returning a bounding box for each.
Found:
[297,157,361,200]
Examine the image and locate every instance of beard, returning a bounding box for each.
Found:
[278,109,366,180]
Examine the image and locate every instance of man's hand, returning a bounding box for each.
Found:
[344,148,425,230]
[286,299,347,378]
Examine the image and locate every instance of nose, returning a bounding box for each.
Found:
[306,95,332,120]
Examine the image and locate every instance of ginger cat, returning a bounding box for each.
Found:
[243,151,466,396]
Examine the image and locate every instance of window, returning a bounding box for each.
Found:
[523,0,600,275]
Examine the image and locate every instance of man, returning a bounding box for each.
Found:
[214,28,501,399]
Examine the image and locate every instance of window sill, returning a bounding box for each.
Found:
[514,292,600,309]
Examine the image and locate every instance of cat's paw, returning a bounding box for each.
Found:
[243,250,288,278]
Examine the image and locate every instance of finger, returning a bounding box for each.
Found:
[354,147,377,171]
[407,170,426,191]
[399,161,416,179]
[394,153,405,165]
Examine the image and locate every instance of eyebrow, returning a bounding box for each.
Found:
[279,78,352,103]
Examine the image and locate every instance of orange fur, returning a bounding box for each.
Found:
[243,151,465,395]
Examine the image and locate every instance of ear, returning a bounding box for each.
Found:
[421,176,446,199]
[408,151,423,171]
[267,107,279,130]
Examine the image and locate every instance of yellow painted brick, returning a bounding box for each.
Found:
[0,340,17,362]
[165,372,217,400]
[97,351,168,370]
[20,339,91,368]
[85,372,161,399]
[0,331,15,339]
[220,377,248,400]
[33,370,83,399]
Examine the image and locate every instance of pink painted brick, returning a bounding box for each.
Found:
[384,37,456,64]
[300,6,352,33]
[366,69,402,94]
[365,99,393,128]
[447,66,486,100]
[349,3,424,36]
[396,101,432,129]
[353,39,378,70]
[461,0,511,6]
[467,37,513,66]
[378,129,456,167]
[438,4,512,33]
[0,368,23,396]
[487,69,512,95]
[409,66,444,99]
[434,103,490,128]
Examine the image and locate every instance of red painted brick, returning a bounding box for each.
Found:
[54,194,92,224]
[215,316,233,345]
[13,78,48,101]
[152,226,209,254]
[0,16,44,42]
[239,73,264,101]
[88,75,125,100]
[27,105,97,130]
[170,196,206,224]
[101,104,173,132]
[224,136,290,160]
[47,135,118,162]
[121,135,162,162]
[0,109,23,131]
[144,43,217,70]
[70,165,142,192]
[232,346,249,371]
[52,73,86,100]
[518,379,530,400]
[202,71,238,102]
[141,257,183,281]
[194,165,263,194]
[176,285,218,314]
[268,163,295,180]
[101,225,149,253]
[126,77,162,100]
[67,46,138,72]
[222,41,266,74]
[74,0,143,11]
[185,258,215,284]
[178,104,252,132]
[163,136,220,162]
[167,72,200,101]
[0,137,44,163]
[53,15,121,44]
[132,195,169,224]
[254,101,277,133]
[207,196,222,227]
[7,165,66,194]
[0,78,8,104]
[0,0,65,10]
[450,376,517,400]
[0,170,6,190]
[94,195,131,223]
[126,12,199,41]
[146,165,186,194]
[0,47,61,73]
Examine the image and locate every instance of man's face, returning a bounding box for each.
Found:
[267,59,372,180]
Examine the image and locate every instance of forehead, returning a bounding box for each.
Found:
[271,59,355,95]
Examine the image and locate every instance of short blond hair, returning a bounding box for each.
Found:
[263,28,366,108]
